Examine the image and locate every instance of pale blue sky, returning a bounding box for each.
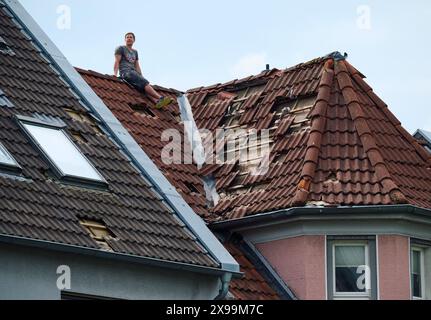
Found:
[20,0,431,133]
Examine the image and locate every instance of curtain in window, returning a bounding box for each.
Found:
[335,246,366,293]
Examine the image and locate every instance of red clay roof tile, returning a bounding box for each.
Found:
[79,52,431,298]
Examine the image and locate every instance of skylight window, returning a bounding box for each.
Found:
[0,142,21,173]
[18,116,106,187]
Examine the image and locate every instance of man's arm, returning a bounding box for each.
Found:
[135,60,143,76]
[114,54,121,77]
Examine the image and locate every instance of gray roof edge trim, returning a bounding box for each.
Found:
[5,0,239,273]
[241,239,297,300]
[415,129,431,145]
[0,233,242,277]
[211,205,431,231]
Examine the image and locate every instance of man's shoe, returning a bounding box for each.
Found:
[155,96,174,109]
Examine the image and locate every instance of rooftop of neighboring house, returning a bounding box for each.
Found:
[0,0,225,271]
[78,51,431,300]
[78,53,431,222]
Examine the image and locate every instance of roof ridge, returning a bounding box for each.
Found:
[291,58,334,206]
[74,67,122,83]
[344,60,431,167]
[75,67,181,94]
[335,60,407,204]
[187,54,334,94]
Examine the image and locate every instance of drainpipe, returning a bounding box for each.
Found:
[214,273,233,300]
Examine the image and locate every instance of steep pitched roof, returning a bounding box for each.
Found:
[77,69,212,218]
[77,69,292,299]
[78,51,431,297]
[0,1,218,269]
[186,55,431,219]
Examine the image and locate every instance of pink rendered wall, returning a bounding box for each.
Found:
[378,235,411,300]
[256,236,326,300]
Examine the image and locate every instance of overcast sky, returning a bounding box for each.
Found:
[20,0,431,133]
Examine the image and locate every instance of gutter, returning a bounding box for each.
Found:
[211,205,431,231]
[0,234,242,278]
[3,0,239,275]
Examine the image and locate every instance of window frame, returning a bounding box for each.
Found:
[332,241,370,299]
[411,246,426,300]
[327,236,378,300]
[17,115,107,189]
[0,141,21,174]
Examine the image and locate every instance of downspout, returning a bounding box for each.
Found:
[178,94,234,300]
[214,272,233,300]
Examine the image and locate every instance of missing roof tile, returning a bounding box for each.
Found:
[130,103,156,118]
[70,130,89,144]
[0,36,15,56]
[0,89,14,108]
[285,95,317,132]
[79,219,116,251]
[185,181,200,194]
[63,108,104,135]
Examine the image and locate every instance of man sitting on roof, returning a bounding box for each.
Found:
[114,32,173,109]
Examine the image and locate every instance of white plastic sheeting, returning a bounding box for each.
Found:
[177,94,206,168]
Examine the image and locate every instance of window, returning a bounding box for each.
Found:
[411,247,426,299]
[130,103,156,118]
[327,237,378,300]
[0,142,21,173]
[334,244,369,295]
[18,116,106,187]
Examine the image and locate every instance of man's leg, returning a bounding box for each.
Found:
[145,84,175,109]
[124,71,174,108]
[144,84,162,103]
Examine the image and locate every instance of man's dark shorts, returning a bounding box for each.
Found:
[122,70,150,92]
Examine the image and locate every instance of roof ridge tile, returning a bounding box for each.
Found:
[335,60,407,204]
[292,59,334,206]
[344,60,431,167]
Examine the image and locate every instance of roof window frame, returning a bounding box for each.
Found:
[16,115,108,190]
[0,141,22,175]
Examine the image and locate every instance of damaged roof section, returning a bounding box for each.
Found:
[0,0,221,270]
[80,51,431,223]
[77,69,213,219]
[186,55,431,220]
